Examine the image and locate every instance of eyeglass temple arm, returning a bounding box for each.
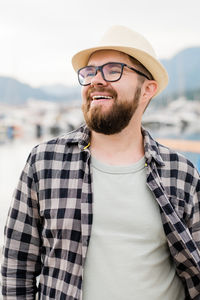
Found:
[125,64,151,80]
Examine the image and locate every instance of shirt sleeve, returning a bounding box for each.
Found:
[1,150,42,299]
[189,174,200,250]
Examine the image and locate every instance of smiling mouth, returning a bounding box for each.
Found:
[92,95,113,101]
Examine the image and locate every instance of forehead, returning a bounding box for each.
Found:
[88,50,131,65]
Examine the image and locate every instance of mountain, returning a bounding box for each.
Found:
[0,46,200,104]
[160,47,200,97]
[40,84,74,96]
[40,84,81,100]
[0,77,81,105]
[0,77,53,104]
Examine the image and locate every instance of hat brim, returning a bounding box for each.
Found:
[72,45,168,97]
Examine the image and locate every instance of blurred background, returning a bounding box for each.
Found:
[0,0,200,258]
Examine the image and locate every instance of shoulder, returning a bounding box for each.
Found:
[143,128,199,195]
[158,141,199,176]
[156,141,200,198]
[143,128,199,179]
[27,124,90,166]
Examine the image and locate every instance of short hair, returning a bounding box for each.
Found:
[128,55,154,82]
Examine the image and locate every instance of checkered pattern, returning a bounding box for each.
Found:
[1,124,200,299]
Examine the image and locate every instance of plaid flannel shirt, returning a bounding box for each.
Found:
[1,124,200,299]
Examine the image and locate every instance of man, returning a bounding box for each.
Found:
[1,25,200,299]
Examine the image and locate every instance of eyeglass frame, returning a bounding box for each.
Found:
[77,62,151,86]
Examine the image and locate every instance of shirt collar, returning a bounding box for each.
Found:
[66,124,91,150]
[142,128,165,166]
[66,124,165,166]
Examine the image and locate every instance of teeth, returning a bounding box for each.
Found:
[92,95,112,100]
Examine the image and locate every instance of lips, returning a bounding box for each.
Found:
[87,87,116,105]
[92,95,113,101]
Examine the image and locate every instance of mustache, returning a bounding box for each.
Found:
[86,86,117,99]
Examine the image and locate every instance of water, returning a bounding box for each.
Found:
[178,132,200,170]
[0,140,38,245]
[151,131,200,172]
[180,152,200,171]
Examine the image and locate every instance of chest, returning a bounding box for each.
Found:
[91,164,166,245]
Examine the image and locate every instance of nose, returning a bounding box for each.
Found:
[90,69,107,86]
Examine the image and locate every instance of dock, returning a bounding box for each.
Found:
[157,139,200,153]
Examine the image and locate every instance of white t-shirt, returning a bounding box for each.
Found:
[82,156,185,300]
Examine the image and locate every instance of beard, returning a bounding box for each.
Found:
[82,85,142,135]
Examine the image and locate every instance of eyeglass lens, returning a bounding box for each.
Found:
[78,63,123,86]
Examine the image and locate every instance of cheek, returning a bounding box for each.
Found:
[81,87,88,102]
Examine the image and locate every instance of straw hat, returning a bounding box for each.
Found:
[72,25,168,97]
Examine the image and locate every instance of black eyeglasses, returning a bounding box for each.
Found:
[77,62,150,86]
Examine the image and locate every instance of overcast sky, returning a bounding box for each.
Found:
[1,0,200,87]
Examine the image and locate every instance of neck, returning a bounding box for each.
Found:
[90,120,144,165]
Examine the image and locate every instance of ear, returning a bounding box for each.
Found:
[142,80,158,101]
